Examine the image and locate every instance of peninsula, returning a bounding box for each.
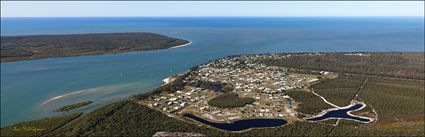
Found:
[0,33,190,62]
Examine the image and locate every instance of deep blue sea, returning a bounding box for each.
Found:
[1,17,424,127]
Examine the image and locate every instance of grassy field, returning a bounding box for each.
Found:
[0,113,82,136]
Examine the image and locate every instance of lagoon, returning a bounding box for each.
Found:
[306,103,372,123]
[1,17,423,127]
[183,114,287,131]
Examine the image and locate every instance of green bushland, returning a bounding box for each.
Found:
[56,101,93,112]
[286,90,333,115]
[54,101,222,136]
[1,33,190,62]
[320,119,338,125]
[0,113,82,136]
[238,122,333,136]
[314,88,358,107]
[358,78,424,123]
[332,77,424,136]
[49,101,334,136]
[312,76,363,89]
[350,103,375,118]
[311,77,364,106]
[331,119,424,136]
[261,53,424,80]
[208,93,255,108]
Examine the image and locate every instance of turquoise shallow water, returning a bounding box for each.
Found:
[1,17,424,127]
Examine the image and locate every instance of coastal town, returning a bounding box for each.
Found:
[139,54,335,123]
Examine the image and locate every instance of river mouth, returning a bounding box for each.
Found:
[305,102,372,123]
[183,114,287,131]
[2,17,421,127]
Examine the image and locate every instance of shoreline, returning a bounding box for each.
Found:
[162,75,179,85]
[162,77,172,84]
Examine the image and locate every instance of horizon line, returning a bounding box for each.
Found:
[1,16,424,18]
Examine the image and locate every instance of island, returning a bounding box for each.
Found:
[55,101,93,112]
[1,52,423,136]
[0,33,190,62]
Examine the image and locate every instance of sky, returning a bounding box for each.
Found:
[1,1,424,17]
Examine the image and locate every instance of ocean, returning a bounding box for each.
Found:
[1,17,424,127]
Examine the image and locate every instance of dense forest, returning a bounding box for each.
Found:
[1,33,189,62]
[260,53,424,80]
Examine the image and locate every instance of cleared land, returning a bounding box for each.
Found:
[1,33,189,62]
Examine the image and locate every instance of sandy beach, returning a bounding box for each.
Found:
[170,41,192,49]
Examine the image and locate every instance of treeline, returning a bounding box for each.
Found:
[260,53,424,80]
